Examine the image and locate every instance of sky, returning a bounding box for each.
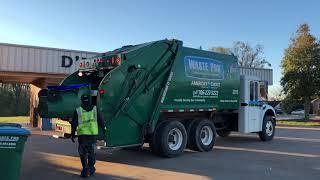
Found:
[0,0,319,94]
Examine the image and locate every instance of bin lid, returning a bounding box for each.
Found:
[0,126,31,136]
[0,123,22,128]
[47,83,90,90]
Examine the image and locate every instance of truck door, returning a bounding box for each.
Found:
[248,81,260,132]
[239,76,261,133]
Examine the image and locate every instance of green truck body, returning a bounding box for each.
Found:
[38,39,275,157]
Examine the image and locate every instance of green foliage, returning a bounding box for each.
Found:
[281,95,303,114]
[210,41,271,68]
[0,83,30,116]
[277,120,320,127]
[281,23,320,120]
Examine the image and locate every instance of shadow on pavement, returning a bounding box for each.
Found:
[21,159,135,180]
[21,133,210,180]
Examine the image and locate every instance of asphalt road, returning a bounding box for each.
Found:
[20,126,320,180]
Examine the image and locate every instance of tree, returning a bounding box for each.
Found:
[281,95,304,114]
[0,83,30,116]
[210,41,271,68]
[281,23,320,120]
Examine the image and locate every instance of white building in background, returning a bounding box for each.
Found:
[0,42,99,85]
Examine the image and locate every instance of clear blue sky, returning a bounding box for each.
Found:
[0,0,319,92]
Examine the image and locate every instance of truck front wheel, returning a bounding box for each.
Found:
[189,119,216,152]
[153,121,187,158]
[259,116,275,141]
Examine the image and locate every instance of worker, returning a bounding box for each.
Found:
[71,94,106,178]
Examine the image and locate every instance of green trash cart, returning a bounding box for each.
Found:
[0,123,31,180]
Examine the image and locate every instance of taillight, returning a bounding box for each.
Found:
[99,89,105,94]
[79,63,83,68]
[116,57,121,65]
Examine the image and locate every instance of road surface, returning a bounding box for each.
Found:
[20,126,320,180]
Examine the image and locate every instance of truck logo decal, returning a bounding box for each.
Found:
[184,56,224,80]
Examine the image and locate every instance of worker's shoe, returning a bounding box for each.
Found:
[89,167,96,176]
[80,168,89,178]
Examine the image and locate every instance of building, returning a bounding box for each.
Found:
[0,42,99,128]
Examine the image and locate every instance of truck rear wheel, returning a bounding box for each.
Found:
[186,119,197,149]
[259,116,275,141]
[216,129,231,137]
[189,119,216,152]
[153,121,187,158]
[149,120,168,155]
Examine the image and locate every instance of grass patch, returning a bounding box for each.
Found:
[277,120,320,127]
[0,116,29,124]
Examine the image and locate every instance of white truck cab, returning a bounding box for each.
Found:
[239,75,276,141]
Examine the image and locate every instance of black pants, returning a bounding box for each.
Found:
[78,143,96,171]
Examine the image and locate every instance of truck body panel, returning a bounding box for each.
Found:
[96,40,181,146]
[161,47,240,111]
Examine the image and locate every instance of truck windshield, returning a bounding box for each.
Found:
[259,81,268,101]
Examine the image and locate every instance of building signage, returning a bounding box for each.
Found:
[61,55,87,68]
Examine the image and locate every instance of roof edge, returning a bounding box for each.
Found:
[0,42,100,54]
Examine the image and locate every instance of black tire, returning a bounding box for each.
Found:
[216,129,231,137]
[259,116,275,141]
[186,119,198,149]
[189,119,216,152]
[153,121,187,158]
[149,120,168,155]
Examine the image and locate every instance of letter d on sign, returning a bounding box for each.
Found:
[61,56,73,68]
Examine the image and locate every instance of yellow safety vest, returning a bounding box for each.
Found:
[76,106,98,135]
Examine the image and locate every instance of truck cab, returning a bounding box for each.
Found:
[238,75,276,140]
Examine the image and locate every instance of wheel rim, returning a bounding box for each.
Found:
[265,121,274,136]
[200,126,213,145]
[168,128,183,151]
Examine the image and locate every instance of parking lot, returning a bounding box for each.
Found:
[20,126,320,180]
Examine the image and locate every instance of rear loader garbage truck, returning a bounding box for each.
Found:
[38,39,276,157]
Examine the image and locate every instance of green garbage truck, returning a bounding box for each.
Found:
[38,39,276,157]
